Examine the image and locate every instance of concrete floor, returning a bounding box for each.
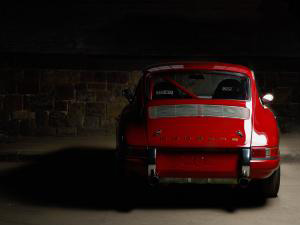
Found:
[0,135,299,225]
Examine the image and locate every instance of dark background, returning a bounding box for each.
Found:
[1,0,300,137]
[2,0,300,57]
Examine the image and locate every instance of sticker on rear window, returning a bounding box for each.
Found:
[156,90,174,95]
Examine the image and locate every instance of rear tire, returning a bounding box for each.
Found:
[259,167,280,198]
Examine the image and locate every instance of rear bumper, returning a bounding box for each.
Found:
[124,147,280,183]
[159,177,238,184]
[250,158,280,179]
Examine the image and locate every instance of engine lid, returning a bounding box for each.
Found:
[147,101,252,148]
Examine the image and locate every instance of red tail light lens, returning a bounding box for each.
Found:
[251,147,279,159]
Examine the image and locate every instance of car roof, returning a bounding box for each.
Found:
[144,61,253,78]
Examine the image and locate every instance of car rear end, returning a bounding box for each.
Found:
[145,67,253,186]
[122,63,280,197]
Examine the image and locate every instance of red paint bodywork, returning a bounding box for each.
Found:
[117,62,280,182]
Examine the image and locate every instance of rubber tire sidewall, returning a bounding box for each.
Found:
[260,166,280,198]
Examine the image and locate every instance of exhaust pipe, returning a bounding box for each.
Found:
[149,176,159,186]
[239,178,250,187]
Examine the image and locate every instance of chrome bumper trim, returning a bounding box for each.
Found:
[159,177,238,185]
[147,148,157,177]
[251,157,279,161]
[241,165,250,177]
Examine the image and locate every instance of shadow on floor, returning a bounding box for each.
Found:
[0,147,267,212]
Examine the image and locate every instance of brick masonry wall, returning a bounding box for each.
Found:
[0,69,300,137]
[0,69,141,136]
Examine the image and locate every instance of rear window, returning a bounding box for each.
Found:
[149,71,250,100]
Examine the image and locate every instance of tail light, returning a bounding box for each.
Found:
[251,147,279,159]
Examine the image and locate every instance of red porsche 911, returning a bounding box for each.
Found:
[117,62,280,197]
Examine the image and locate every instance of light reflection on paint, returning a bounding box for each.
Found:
[244,101,252,147]
[245,97,268,146]
[148,65,184,72]
[252,130,268,146]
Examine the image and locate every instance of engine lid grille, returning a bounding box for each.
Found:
[149,104,250,120]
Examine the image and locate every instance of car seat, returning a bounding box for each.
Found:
[213,79,245,100]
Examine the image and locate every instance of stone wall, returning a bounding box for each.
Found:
[0,68,300,137]
[0,69,141,137]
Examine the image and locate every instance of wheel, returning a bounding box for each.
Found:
[115,132,127,179]
[260,167,280,198]
[115,148,127,182]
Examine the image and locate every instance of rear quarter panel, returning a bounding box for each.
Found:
[252,101,279,147]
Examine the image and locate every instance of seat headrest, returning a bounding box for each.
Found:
[213,79,244,100]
